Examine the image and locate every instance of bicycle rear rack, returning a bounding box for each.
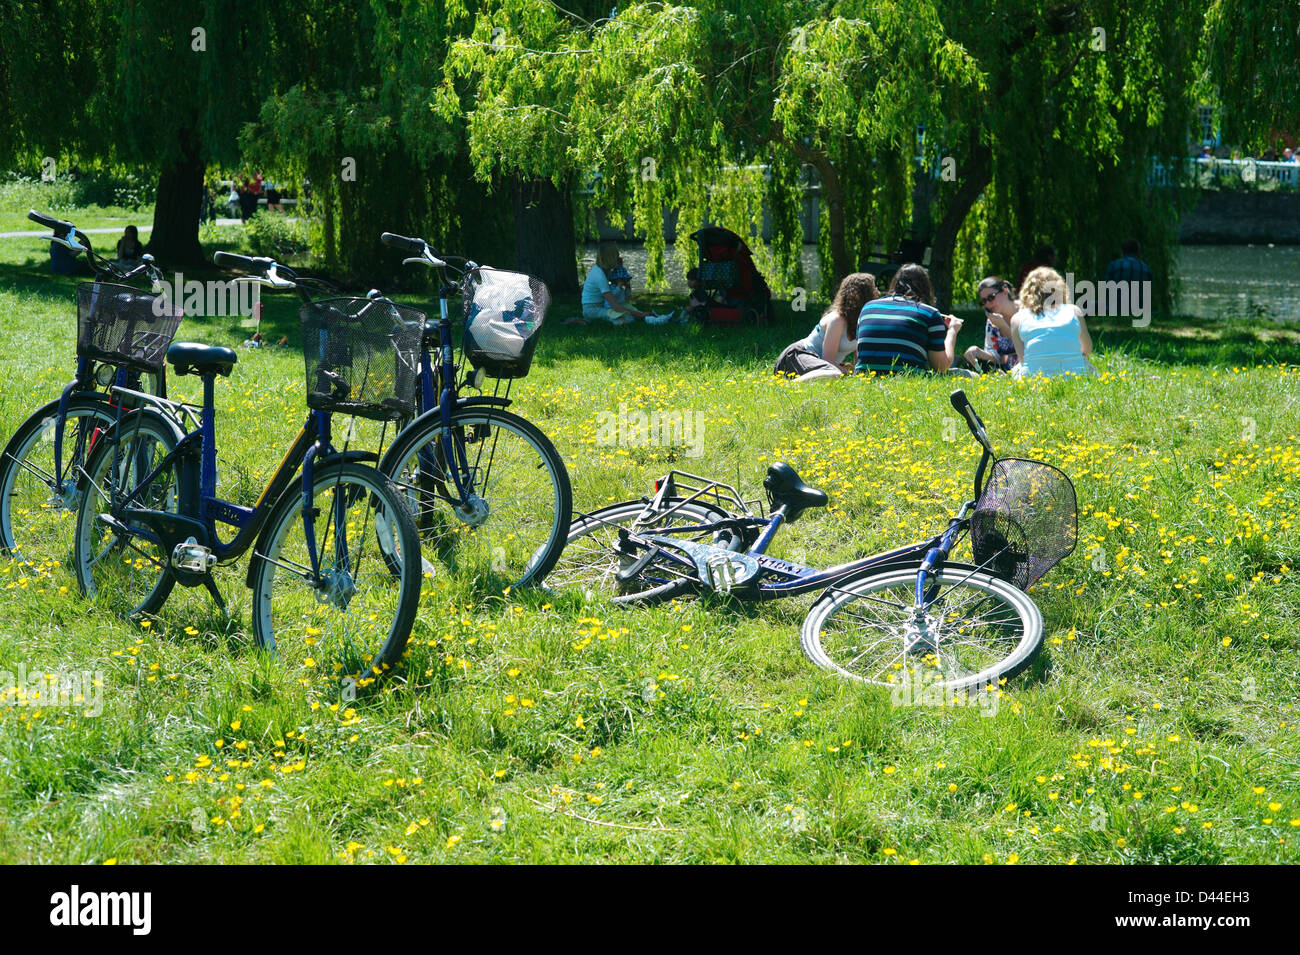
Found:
[652,470,766,519]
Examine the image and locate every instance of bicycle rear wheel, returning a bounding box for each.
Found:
[800,562,1043,691]
[1,395,119,571]
[549,498,738,605]
[72,409,184,617]
[250,463,422,679]
[380,407,572,593]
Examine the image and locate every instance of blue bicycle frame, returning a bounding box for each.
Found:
[601,390,1003,603]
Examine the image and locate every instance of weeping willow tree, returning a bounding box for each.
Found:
[440,0,982,298]
[443,0,1213,310]
[926,0,1204,311]
[1200,0,1300,148]
[0,0,292,264]
[239,1,495,281]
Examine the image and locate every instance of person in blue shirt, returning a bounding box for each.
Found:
[855,264,963,374]
[1009,267,1096,379]
[577,241,649,325]
[1104,239,1154,285]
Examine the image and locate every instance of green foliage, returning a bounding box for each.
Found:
[0,169,152,214]
[244,212,311,260]
[1200,0,1300,148]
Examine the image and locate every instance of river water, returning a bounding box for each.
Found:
[581,242,1300,320]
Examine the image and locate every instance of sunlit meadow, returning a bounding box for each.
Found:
[1,233,1298,863]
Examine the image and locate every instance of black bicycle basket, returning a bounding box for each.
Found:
[462,267,550,379]
[971,457,1077,589]
[299,297,424,421]
[76,282,183,374]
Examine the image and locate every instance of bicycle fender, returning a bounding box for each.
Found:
[455,395,512,411]
[317,449,379,467]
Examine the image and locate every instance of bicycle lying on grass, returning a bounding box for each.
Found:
[1,210,179,569]
[71,251,423,673]
[550,390,1077,690]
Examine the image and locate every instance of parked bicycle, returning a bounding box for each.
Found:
[551,390,1077,690]
[1,210,179,570]
[71,250,423,674]
[376,231,572,592]
[219,238,573,593]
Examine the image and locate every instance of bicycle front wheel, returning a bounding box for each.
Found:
[1,395,119,570]
[72,409,183,617]
[380,407,572,593]
[800,563,1043,691]
[250,463,422,679]
[549,498,738,606]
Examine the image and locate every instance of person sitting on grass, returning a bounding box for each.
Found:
[774,272,878,381]
[115,225,144,265]
[964,276,1019,373]
[685,268,712,321]
[574,241,649,325]
[854,263,966,376]
[1009,266,1096,379]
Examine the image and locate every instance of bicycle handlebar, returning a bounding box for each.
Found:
[950,389,996,500]
[214,251,277,273]
[950,390,993,453]
[31,209,164,285]
[28,209,74,235]
[381,232,426,255]
[213,252,345,299]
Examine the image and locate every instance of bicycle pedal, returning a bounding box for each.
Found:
[171,536,217,574]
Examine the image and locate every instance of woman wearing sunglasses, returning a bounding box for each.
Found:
[963,276,1020,373]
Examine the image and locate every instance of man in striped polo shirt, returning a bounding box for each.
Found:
[855,264,963,374]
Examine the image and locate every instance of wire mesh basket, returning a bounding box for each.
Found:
[76,282,183,374]
[299,297,424,421]
[971,457,1077,589]
[462,267,550,379]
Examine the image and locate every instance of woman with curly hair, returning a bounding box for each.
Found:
[1010,267,1096,378]
[774,272,879,381]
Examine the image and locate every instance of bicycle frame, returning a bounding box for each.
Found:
[95,384,344,582]
[597,389,1007,603]
[607,489,966,601]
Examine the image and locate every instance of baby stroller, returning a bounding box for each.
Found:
[688,226,774,326]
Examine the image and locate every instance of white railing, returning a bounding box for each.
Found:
[1150,158,1299,188]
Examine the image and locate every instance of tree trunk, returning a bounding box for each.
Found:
[784,140,848,283]
[147,131,206,267]
[513,178,579,293]
[928,140,993,312]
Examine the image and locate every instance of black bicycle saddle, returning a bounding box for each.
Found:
[763,462,828,523]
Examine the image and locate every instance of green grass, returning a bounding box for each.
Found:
[1,226,1298,864]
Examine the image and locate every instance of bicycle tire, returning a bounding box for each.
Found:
[72,408,185,618]
[0,394,120,569]
[379,406,572,593]
[550,498,741,606]
[800,561,1043,691]
[249,462,422,677]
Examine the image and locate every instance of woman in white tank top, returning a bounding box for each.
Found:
[774,273,879,381]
